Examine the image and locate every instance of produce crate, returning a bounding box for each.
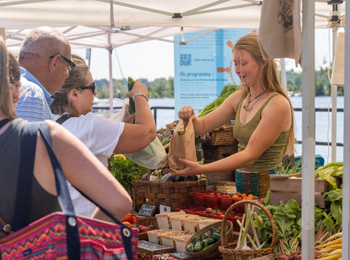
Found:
[269,173,329,208]
[134,179,207,212]
[203,125,234,146]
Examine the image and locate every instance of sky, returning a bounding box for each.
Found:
[71,29,342,82]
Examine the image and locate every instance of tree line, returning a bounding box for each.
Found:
[95,66,343,99]
[95,77,174,99]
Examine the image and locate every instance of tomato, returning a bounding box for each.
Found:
[140,226,151,232]
[122,213,134,223]
[132,216,139,225]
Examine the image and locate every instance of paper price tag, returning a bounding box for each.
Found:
[159,205,171,214]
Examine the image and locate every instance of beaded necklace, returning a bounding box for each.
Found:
[243,90,267,112]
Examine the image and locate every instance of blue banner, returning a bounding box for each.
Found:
[174,29,256,118]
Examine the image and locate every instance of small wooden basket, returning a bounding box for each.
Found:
[185,221,233,260]
[219,200,277,260]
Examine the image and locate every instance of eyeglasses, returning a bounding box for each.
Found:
[49,54,76,72]
[79,82,96,94]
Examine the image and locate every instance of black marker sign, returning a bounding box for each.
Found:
[138,204,157,217]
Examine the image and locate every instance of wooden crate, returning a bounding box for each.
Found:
[270,173,329,208]
[204,125,235,146]
[134,180,207,212]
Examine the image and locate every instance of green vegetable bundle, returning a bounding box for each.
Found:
[108,154,147,190]
[198,84,238,118]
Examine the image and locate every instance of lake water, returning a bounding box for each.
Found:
[110,96,345,164]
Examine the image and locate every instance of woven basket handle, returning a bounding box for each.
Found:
[220,200,277,249]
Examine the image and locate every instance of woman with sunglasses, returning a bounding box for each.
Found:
[50,54,156,217]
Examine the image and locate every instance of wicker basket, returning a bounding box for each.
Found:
[134,179,206,212]
[219,200,277,260]
[185,221,233,260]
[205,125,235,146]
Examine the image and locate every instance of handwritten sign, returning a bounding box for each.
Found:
[138,204,157,217]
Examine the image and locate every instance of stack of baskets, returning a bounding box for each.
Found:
[219,200,277,260]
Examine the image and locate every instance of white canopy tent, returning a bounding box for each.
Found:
[0,0,348,258]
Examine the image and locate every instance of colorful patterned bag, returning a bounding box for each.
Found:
[0,122,138,259]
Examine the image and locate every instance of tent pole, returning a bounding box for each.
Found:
[342,0,350,257]
[331,27,338,162]
[108,47,114,115]
[301,0,315,259]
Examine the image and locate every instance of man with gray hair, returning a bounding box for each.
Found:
[16,27,75,121]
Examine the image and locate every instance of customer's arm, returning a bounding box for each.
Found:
[114,80,156,153]
[33,120,132,221]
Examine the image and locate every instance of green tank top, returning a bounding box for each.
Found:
[233,93,289,172]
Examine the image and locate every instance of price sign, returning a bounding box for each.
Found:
[138,204,157,217]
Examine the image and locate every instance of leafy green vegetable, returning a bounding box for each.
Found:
[177,130,184,135]
[198,84,238,118]
[108,154,147,189]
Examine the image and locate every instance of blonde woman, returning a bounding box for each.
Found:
[174,33,295,198]
[0,39,132,227]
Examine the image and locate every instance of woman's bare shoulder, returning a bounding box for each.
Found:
[263,93,292,119]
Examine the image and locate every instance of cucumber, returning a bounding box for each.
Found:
[200,234,206,242]
[203,237,215,245]
[203,240,208,248]
[211,232,221,242]
[194,241,203,252]
[210,226,220,234]
[128,77,135,115]
[192,236,199,245]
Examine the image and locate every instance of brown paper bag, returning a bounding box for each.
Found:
[168,118,197,172]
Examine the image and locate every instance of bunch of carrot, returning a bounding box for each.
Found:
[315,232,342,260]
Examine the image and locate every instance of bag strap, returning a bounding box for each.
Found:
[38,123,134,260]
[13,122,40,230]
[56,114,73,125]
[13,122,134,260]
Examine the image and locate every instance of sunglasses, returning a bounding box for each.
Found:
[49,54,76,72]
[79,82,96,94]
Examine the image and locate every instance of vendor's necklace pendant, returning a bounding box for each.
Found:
[243,101,253,112]
[243,90,267,112]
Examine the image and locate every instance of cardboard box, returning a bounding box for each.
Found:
[269,173,328,208]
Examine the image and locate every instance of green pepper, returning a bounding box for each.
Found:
[200,234,206,242]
